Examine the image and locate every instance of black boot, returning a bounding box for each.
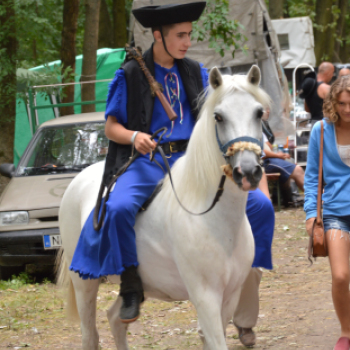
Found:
[119,265,144,323]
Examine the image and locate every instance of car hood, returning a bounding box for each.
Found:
[0,174,76,211]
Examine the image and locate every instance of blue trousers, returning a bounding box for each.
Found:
[246,188,275,269]
[70,152,184,279]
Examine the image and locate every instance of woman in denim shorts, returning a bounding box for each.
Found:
[304,75,350,350]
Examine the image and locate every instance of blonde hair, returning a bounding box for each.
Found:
[323,75,350,123]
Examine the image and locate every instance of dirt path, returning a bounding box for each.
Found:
[0,208,340,349]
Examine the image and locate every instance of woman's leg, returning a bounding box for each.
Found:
[327,229,350,338]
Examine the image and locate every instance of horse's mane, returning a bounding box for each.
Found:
[160,74,271,211]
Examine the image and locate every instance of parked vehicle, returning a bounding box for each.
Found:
[0,112,107,280]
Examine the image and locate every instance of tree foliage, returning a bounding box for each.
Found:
[192,0,247,58]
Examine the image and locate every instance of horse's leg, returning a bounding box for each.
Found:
[221,289,241,337]
[197,289,241,350]
[71,273,100,350]
[192,290,227,350]
[107,296,129,350]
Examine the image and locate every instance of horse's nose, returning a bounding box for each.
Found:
[231,151,262,189]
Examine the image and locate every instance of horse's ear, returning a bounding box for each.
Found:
[247,65,261,86]
[209,67,223,89]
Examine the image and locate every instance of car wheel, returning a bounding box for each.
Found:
[0,265,25,281]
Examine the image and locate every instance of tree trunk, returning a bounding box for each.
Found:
[269,0,284,19]
[60,0,80,116]
[334,0,347,62]
[98,0,114,49]
[0,0,16,168]
[113,0,127,48]
[81,0,101,113]
[314,0,334,65]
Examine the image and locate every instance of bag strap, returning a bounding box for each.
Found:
[316,121,324,225]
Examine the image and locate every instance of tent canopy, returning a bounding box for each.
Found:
[14,48,126,166]
[271,17,316,69]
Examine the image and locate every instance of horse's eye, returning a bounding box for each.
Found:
[214,113,223,122]
[257,108,264,119]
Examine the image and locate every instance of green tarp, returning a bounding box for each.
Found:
[14,48,126,166]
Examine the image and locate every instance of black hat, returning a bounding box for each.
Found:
[299,71,317,99]
[132,2,206,28]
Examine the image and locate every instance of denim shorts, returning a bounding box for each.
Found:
[263,158,296,183]
[323,215,350,235]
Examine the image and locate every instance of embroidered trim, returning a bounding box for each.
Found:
[164,72,184,137]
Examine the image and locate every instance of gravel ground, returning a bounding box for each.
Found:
[0,207,340,349]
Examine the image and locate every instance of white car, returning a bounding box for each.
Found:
[0,112,107,280]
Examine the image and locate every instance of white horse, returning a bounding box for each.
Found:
[56,66,271,350]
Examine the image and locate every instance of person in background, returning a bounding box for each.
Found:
[304,75,350,350]
[262,134,304,194]
[233,172,275,347]
[338,67,350,78]
[301,62,334,124]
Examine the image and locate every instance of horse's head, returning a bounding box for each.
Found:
[208,65,271,191]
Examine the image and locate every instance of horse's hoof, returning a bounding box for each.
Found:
[119,292,141,323]
[236,326,256,347]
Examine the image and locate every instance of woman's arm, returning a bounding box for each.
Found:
[263,148,290,160]
[304,123,321,221]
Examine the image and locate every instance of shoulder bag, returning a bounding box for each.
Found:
[308,120,328,260]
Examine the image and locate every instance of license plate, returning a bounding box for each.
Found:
[43,234,62,250]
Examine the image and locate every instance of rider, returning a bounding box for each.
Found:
[70,2,208,323]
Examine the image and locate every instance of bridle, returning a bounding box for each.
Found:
[215,124,263,157]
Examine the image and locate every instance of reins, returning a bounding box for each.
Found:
[152,144,227,216]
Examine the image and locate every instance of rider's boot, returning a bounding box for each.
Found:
[119,265,144,323]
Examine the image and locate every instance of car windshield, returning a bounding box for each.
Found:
[16,122,108,176]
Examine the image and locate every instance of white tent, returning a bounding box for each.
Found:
[271,17,316,69]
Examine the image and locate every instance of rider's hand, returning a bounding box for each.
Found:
[306,217,316,237]
[134,132,157,155]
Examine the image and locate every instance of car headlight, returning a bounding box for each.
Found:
[0,211,29,226]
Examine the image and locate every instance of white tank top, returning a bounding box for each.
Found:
[337,144,350,166]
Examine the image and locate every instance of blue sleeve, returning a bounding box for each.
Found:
[200,63,209,89]
[304,121,321,220]
[105,69,128,127]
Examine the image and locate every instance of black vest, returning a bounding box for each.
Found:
[305,81,324,121]
[103,46,205,186]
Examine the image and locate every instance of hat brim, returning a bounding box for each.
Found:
[132,2,206,28]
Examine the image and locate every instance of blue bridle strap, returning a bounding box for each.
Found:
[215,124,263,155]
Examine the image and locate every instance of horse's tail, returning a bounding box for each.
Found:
[55,248,80,323]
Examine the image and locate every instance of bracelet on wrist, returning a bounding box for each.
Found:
[130,131,139,145]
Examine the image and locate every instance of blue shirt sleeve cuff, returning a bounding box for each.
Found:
[305,211,317,221]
